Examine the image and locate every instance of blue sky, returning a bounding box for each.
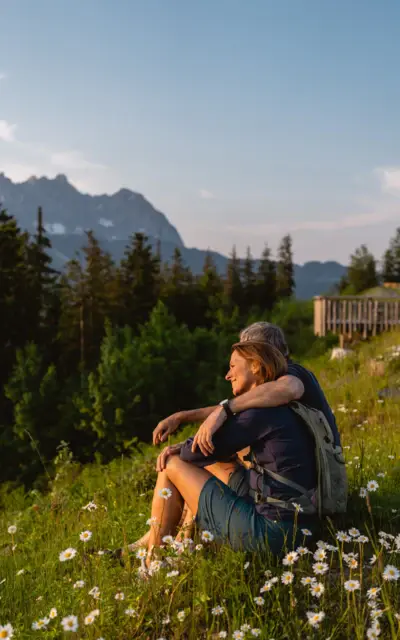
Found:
[1,0,400,264]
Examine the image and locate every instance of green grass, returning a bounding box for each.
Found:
[1,333,400,639]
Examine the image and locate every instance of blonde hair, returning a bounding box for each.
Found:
[231,340,288,383]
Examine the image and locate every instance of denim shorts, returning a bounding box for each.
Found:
[196,466,298,555]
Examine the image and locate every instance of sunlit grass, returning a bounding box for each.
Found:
[1,333,400,638]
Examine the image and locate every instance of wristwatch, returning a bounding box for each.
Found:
[219,399,234,419]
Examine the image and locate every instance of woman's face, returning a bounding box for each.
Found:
[225,350,259,396]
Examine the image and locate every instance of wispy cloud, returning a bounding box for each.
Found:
[376,166,400,195]
[199,189,215,200]
[0,119,17,142]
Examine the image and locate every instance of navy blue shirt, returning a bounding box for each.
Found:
[287,362,341,446]
[180,406,317,521]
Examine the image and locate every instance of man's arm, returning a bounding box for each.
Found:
[152,405,218,445]
[229,375,304,413]
[191,375,304,456]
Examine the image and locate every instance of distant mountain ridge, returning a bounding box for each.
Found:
[0,173,347,299]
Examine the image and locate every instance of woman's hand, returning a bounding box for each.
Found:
[153,413,182,445]
[156,443,183,472]
[191,406,227,456]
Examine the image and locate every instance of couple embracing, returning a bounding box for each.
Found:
[124,322,347,566]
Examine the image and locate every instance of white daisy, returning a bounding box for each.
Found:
[166,570,179,578]
[306,611,325,627]
[7,526,17,535]
[253,596,264,605]
[282,551,299,566]
[281,571,294,584]
[125,608,137,617]
[177,610,186,622]
[218,633,228,639]
[61,615,79,632]
[84,614,96,626]
[88,586,100,599]
[251,630,261,637]
[211,605,225,615]
[0,624,14,639]
[313,562,329,575]
[16,569,25,576]
[49,608,58,619]
[367,587,381,599]
[115,592,125,601]
[82,501,97,511]
[349,527,360,537]
[296,546,310,555]
[147,516,158,526]
[357,535,369,544]
[233,632,244,640]
[310,582,325,598]
[73,580,85,589]
[301,528,313,536]
[79,530,92,542]
[162,535,174,544]
[383,565,400,581]
[158,488,172,500]
[201,530,214,542]
[344,579,360,591]
[367,480,379,492]
[32,618,50,630]
[135,547,147,559]
[359,488,367,497]
[313,549,326,561]
[301,576,316,586]
[59,547,77,562]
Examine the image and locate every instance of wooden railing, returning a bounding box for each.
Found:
[314,296,400,338]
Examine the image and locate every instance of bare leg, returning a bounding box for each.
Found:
[146,457,213,563]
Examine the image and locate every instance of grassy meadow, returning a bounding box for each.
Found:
[1,332,400,639]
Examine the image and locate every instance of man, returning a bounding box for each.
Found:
[153,321,340,456]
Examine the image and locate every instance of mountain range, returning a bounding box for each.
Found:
[0,173,347,298]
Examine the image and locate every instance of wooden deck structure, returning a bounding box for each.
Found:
[314,295,400,345]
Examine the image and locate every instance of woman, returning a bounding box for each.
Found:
[141,341,317,562]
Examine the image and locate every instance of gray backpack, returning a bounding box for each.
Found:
[250,401,348,517]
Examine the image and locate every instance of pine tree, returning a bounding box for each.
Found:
[276,235,295,299]
[161,248,197,327]
[242,247,256,313]
[256,243,277,311]
[118,232,160,327]
[341,244,379,294]
[224,245,243,311]
[197,251,224,326]
[382,227,400,283]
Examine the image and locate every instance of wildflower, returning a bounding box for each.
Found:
[359,488,367,497]
[370,609,383,621]
[301,576,316,586]
[313,562,329,575]
[367,587,381,599]
[244,561,250,570]
[32,618,50,630]
[211,605,225,616]
[344,579,360,591]
[136,547,147,560]
[61,616,79,632]
[16,569,25,576]
[79,530,92,542]
[73,580,85,589]
[147,516,158,526]
[195,544,203,551]
[84,614,96,625]
[162,616,170,625]
[97,550,104,556]
[296,546,309,555]
[49,608,57,619]
[310,582,325,598]
[357,535,369,544]
[166,570,179,578]
[251,631,261,637]
[388,455,395,460]
[370,554,378,565]
[148,560,162,575]
[218,633,228,639]
[301,528,312,536]
[313,549,326,561]
[59,548,77,562]
[125,609,137,617]
[383,565,400,581]
[201,530,214,542]
[158,488,172,500]
[88,586,100,599]
[0,625,14,639]
[336,531,351,543]
[162,535,174,544]
[177,610,186,622]
[233,633,244,640]
[306,611,325,627]
[282,551,299,565]
[367,480,379,492]
[367,628,380,639]
[377,472,386,478]
[260,581,273,592]
[253,596,264,605]
[240,624,251,632]
[349,527,360,537]
[82,501,97,511]
[115,592,125,601]
[7,526,17,535]
[281,571,294,584]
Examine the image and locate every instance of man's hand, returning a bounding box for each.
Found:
[156,443,183,472]
[153,413,182,445]
[191,406,227,456]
